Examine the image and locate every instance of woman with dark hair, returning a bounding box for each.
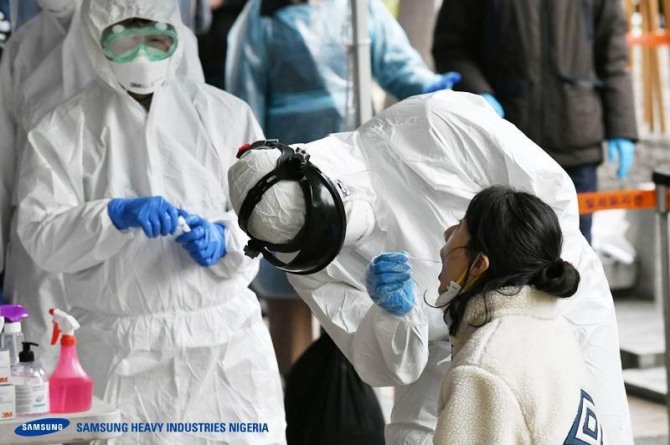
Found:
[433,186,603,444]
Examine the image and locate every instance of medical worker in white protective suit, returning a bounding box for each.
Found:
[15,0,285,443]
[0,0,204,372]
[228,91,632,444]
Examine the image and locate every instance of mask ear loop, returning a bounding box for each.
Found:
[420,250,480,309]
[462,253,483,291]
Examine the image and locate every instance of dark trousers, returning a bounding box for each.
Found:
[564,163,598,244]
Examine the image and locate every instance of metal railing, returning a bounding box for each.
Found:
[579,169,670,432]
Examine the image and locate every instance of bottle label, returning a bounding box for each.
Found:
[0,384,15,420]
[0,350,9,384]
[15,382,49,415]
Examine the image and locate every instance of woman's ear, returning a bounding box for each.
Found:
[469,253,490,278]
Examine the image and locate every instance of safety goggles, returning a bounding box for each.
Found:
[101,22,178,64]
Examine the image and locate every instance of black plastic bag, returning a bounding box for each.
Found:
[284,333,386,445]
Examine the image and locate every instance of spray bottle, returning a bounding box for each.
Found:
[0,304,29,367]
[49,308,93,413]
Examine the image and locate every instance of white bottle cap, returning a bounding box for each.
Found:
[3,322,21,334]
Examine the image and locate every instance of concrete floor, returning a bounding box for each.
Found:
[630,395,668,443]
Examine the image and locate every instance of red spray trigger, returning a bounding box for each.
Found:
[49,308,61,345]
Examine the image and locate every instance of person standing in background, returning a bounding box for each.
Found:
[197,0,248,89]
[227,0,460,145]
[395,0,442,68]
[432,0,638,243]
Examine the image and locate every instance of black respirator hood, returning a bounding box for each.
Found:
[236,140,347,275]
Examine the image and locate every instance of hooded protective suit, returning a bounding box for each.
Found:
[15,1,285,443]
[0,0,204,373]
[226,0,443,144]
[228,91,632,444]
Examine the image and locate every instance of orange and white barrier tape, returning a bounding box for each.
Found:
[627,31,670,47]
[578,189,660,214]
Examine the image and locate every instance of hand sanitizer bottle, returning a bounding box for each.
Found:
[11,342,49,415]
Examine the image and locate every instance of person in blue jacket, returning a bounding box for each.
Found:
[226,0,459,144]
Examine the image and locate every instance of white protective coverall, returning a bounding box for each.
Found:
[15,1,285,443]
[0,0,204,372]
[229,91,632,444]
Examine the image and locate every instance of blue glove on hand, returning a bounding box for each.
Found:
[176,213,227,267]
[365,251,415,316]
[108,196,179,238]
[480,92,505,118]
[424,72,462,94]
[607,138,635,180]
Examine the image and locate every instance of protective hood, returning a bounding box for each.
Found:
[37,0,76,19]
[80,0,186,93]
[229,140,347,274]
[229,148,306,244]
[229,136,377,251]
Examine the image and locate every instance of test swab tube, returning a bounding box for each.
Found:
[177,216,191,234]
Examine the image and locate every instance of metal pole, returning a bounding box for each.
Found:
[350,0,373,126]
[652,169,670,432]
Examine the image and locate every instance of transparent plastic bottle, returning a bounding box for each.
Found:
[0,304,29,367]
[2,322,23,367]
[11,342,49,415]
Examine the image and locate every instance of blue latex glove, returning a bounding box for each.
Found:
[607,138,635,180]
[108,196,179,238]
[480,92,505,118]
[423,72,462,94]
[365,251,415,316]
[176,213,227,267]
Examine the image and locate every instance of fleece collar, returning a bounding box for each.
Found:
[450,286,561,356]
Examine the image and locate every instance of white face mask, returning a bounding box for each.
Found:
[109,52,172,95]
[37,0,75,18]
[435,280,462,307]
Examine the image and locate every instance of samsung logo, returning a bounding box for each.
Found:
[15,418,70,437]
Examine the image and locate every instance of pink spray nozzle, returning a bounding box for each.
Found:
[0,304,29,323]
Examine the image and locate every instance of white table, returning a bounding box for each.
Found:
[0,397,122,444]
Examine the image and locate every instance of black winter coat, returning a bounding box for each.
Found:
[432,0,638,167]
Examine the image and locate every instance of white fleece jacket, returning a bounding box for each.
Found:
[434,287,605,445]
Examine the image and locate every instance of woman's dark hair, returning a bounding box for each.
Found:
[443,186,580,336]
